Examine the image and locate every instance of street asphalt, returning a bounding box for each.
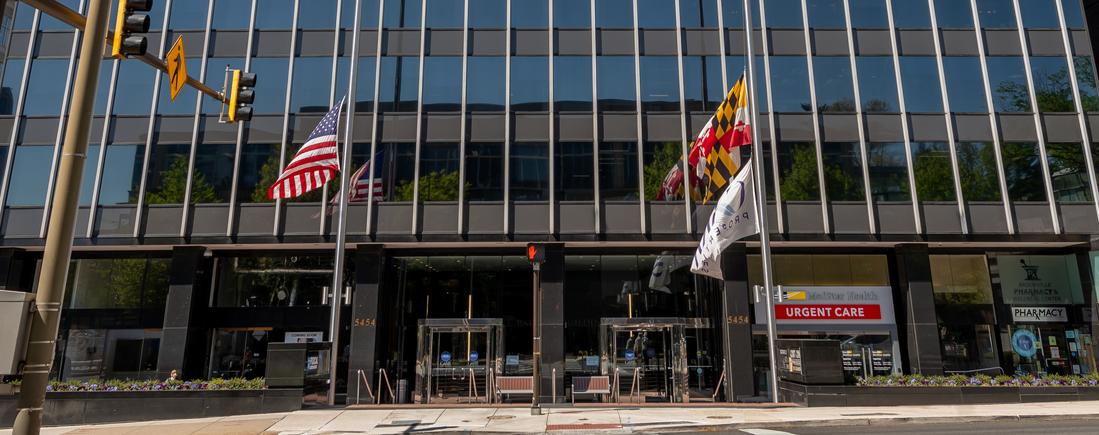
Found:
[714,417,1099,435]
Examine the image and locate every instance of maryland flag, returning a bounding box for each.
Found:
[689,74,753,203]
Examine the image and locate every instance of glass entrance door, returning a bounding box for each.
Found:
[600,318,707,403]
[415,318,503,404]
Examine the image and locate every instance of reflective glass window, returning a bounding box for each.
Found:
[643,141,683,200]
[1020,0,1059,28]
[935,0,973,28]
[113,61,156,115]
[0,59,24,115]
[79,145,99,206]
[599,142,639,200]
[466,143,504,200]
[683,56,725,112]
[23,59,68,116]
[250,57,290,114]
[169,0,209,30]
[511,143,549,200]
[380,142,417,201]
[1002,142,1046,201]
[467,57,506,111]
[512,0,549,28]
[93,60,113,115]
[598,56,636,111]
[426,0,463,28]
[721,0,747,29]
[238,142,279,203]
[765,0,803,28]
[384,0,423,28]
[900,56,942,112]
[355,57,377,111]
[1029,56,1074,112]
[637,0,675,28]
[808,0,845,29]
[911,142,957,201]
[778,142,820,201]
[1063,0,1085,28]
[511,57,549,111]
[850,0,887,28]
[7,145,51,206]
[13,3,35,31]
[813,57,855,112]
[215,256,334,307]
[299,0,337,29]
[98,144,143,205]
[291,57,333,113]
[986,56,1029,112]
[944,57,988,112]
[597,0,633,28]
[930,255,994,304]
[159,58,202,115]
[680,0,719,27]
[725,56,769,112]
[470,0,506,27]
[39,0,79,30]
[144,144,191,205]
[418,143,460,201]
[256,0,293,29]
[556,142,594,200]
[770,56,811,112]
[976,0,1016,28]
[555,56,593,111]
[212,0,252,29]
[193,143,235,203]
[957,141,1002,201]
[1073,57,1099,111]
[334,57,351,107]
[1046,142,1094,202]
[822,142,866,201]
[423,57,462,111]
[867,142,910,201]
[378,57,420,112]
[64,258,169,310]
[555,0,591,28]
[639,56,680,111]
[201,57,246,114]
[857,56,899,112]
[892,0,930,28]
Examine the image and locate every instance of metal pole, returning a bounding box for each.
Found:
[742,0,779,404]
[327,95,351,406]
[13,0,110,433]
[531,262,541,414]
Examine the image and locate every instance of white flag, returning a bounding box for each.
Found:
[690,159,760,280]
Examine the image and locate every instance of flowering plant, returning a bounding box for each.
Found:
[36,377,264,392]
[858,373,1099,387]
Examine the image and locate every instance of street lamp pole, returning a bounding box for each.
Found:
[13,0,111,433]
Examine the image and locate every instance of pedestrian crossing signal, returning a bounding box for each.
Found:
[527,243,545,264]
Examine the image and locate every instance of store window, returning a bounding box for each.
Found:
[931,255,998,373]
[57,329,161,381]
[214,255,337,307]
[64,258,170,310]
[748,254,890,287]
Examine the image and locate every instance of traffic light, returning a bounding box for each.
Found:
[228,69,257,123]
[112,0,152,58]
[526,243,545,264]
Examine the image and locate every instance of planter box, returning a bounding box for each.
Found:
[779,381,1099,407]
[0,388,302,428]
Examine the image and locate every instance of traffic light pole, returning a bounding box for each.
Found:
[531,262,541,415]
[13,0,110,433]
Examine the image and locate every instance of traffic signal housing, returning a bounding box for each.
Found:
[112,0,152,58]
[228,69,257,123]
[526,243,546,264]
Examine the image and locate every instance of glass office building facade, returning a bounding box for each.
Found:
[2,0,1099,403]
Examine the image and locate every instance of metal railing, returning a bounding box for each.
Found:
[468,367,479,402]
[377,368,396,404]
[627,367,641,403]
[945,367,1006,376]
[711,364,727,402]
[551,367,557,404]
[354,369,375,405]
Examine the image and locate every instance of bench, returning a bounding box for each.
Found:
[495,376,534,402]
[571,375,611,403]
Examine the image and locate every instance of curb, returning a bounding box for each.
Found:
[644,412,1099,433]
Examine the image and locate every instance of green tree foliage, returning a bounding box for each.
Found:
[995,57,1099,112]
[912,145,956,202]
[66,258,167,309]
[642,141,682,200]
[393,170,462,201]
[142,155,218,205]
[779,144,821,201]
[957,142,1002,201]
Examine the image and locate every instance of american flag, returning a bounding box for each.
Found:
[329,152,383,211]
[267,97,345,200]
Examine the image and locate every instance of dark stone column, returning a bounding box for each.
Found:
[893,244,944,375]
[538,243,565,403]
[346,244,386,403]
[719,243,755,401]
[157,246,208,380]
[0,248,30,290]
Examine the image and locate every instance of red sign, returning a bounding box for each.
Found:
[775,304,882,321]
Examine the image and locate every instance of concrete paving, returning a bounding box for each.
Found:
[3,401,1099,434]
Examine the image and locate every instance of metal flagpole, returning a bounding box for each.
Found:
[742,0,780,403]
[327,94,351,406]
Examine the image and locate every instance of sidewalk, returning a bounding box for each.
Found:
[5,401,1099,434]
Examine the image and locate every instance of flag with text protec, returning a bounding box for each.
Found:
[689,74,753,203]
[267,97,345,200]
[690,159,760,280]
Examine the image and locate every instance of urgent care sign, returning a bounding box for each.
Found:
[754,286,896,325]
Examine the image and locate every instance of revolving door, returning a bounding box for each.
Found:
[414,318,503,404]
[600,317,709,403]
